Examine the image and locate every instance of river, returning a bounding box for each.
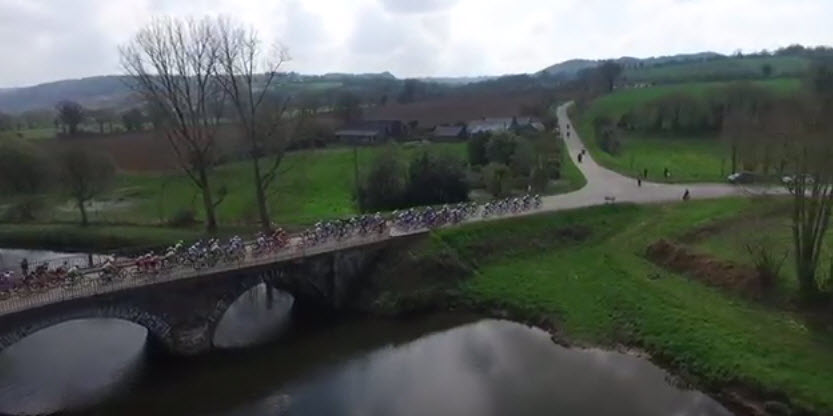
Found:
[0,249,732,416]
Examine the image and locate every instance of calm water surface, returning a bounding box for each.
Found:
[0,250,732,416]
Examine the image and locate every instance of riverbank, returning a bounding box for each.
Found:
[369,198,833,415]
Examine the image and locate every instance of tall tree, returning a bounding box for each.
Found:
[58,148,115,226]
[216,17,292,230]
[55,100,85,135]
[120,16,227,232]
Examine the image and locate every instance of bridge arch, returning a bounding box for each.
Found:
[0,304,172,355]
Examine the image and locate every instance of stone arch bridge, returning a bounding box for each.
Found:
[0,236,406,356]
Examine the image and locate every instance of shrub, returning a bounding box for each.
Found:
[486,132,518,165]
[1,197,46,222]
[467,133,490,166]
[510,138,535,177]
[529,166,549,193]
[168,208,197,227]
[405,150,469,206]
[483,163,513,197]
[358,146,407,211]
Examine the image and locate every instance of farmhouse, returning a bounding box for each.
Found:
[335,120,408,144]
[431,125,468,141]
[467,116,546,135]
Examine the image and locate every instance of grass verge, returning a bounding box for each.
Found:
[429,198,833,414]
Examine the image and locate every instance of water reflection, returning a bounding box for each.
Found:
[0,319,147,415]
[213,283,295,348]
[226,320,730,416]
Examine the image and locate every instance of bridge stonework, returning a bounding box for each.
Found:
[0,239,393,357]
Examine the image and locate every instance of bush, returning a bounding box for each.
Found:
[1,197,46,222]
[510,138,535,177]
[0,139,52,195]
[168,208,197,227]
[405,150,470,206]
[483,163,513,197]
[486,132,518,165]
[358,147,469,211]
[529,166,549,192]
[467,133,490,166]
[358,146,407,211]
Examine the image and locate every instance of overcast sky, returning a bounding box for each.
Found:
[0,0,830,88]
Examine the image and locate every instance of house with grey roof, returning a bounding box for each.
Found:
[431,125,468,141]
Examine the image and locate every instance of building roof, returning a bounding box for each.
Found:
[433,125,465,137]
[468,118,513,134]
[467,116,545,134]
[335,129,380,137]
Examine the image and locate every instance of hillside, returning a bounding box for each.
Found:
[538,52,723,79]
[0,76,135,113]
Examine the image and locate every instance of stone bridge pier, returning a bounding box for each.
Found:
[0,240,391,357]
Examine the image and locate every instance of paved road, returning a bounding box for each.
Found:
[537,103,781,212]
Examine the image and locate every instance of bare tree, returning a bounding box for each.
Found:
[58,148,115,226]
[120,16,227,232]
[56,100,86,135]
[215,18,292,230]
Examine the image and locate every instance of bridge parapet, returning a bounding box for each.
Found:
[0,235,402,356]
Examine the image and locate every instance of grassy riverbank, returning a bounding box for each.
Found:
[421,199,833,414]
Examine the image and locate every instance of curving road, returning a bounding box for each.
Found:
[537,103,781,212]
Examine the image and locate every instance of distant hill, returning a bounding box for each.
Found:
[418,76,499,85]
[538,59,600,79]
[0,75,135,113]
[0,50,812,114]
[538,52,724,79]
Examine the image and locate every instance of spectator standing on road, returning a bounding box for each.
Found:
[637,177,642,187]
[683,189,690,201]
[578,153,583,163]
[20,258,28,276]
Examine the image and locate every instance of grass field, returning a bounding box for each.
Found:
[624,56,810,84]
[51,143,468,227]
[576,78,802,182]
[2,133,585,248]
[434,198,833,414]
[0,127,58,141]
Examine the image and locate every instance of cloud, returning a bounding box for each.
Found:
[378,0,460,14]
[0,0,832,87]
